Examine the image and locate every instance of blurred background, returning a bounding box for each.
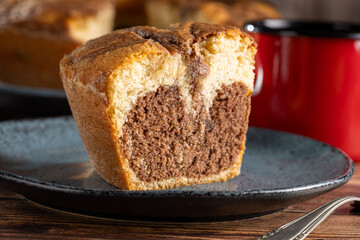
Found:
[265,0,360,23]
[1,0,360,120]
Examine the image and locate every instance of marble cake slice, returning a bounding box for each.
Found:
[60,22,256,190]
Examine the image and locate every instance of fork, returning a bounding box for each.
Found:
[257,196,360,240]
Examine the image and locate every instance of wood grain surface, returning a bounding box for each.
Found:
[0,162,359,239]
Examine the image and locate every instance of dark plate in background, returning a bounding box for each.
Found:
[0,83,70,119]
[0,117,353,221]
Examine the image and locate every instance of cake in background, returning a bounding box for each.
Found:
[0,0,115,89]
[60,22,256,190]
[114,0,147,28]
[145,0,281,29]
[0,0,278,90]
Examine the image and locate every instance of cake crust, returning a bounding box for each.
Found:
[0,0,113,39]
[61,22,256,190]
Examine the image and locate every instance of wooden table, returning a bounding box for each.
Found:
[0,163,358,239]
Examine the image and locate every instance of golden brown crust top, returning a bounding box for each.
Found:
[60,22,255,96]
[0,0,113,34]
[61,30,151,94]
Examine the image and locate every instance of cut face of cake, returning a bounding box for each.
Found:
[60,22,256,190]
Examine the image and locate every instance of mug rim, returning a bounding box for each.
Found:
[244,19,360,39]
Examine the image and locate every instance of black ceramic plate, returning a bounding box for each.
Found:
[0,82,66,99]
[0,117,353,221]
[0,83,71,117]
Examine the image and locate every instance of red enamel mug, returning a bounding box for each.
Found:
[244,19,360,162]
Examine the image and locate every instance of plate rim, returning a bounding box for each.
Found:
[0,142,353,198]
[0,82,66,99]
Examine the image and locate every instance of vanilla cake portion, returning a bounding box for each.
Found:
[61,22,256,190]
[0,0,115,89]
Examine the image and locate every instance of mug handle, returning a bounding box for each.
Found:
[252,63,263,96]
